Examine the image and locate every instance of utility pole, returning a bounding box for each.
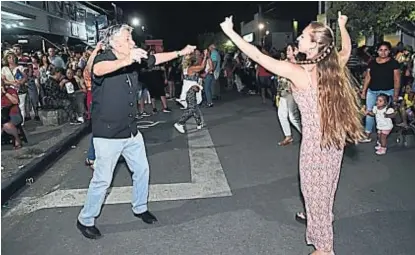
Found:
[258,4,263,46]
[111,2,118,24]
[318,1,322,15]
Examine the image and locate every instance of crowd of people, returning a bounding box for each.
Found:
[1,43,104,149]
[2,36,414,153]
[2,11,414,255]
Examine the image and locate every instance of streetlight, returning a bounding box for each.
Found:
[131,17,140,27]
[265,30,270,35]
[141,25,145,31]
[258,23,265,30]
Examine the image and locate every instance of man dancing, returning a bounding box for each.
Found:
[77,24,195,239]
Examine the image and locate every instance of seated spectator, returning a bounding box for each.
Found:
[42,67,80,124]
[1,85,23,149]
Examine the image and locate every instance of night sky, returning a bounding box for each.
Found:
[95,1,318,50]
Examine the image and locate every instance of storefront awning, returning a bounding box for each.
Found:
[397,21,415,37]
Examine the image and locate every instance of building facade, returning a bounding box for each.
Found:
[1,1,109,46]
[240,13,295,50]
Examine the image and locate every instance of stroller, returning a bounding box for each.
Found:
[395,97,415,148]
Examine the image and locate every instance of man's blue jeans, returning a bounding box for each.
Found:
[365,88,394,133]
[204,74,214,105]
[87,135,95,161]
[78,132,150,226]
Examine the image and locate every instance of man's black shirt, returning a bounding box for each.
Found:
[91,50,155,139]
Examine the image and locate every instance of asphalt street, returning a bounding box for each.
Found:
[2,93,415,255]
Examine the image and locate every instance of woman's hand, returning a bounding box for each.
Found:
[360,89,367,99]
[338,11,348,28]
[220,16,234,35]
[179,45,196,56]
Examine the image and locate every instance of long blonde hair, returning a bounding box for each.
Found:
[297,22,364,149]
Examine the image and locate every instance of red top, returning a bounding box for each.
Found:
[257,65,273,77]
[1,87,20,115]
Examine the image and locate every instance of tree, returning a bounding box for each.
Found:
[327,1,415,40]
[197,32,237,53]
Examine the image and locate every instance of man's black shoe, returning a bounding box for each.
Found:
[77,221,102,239]
[134,211,158,224]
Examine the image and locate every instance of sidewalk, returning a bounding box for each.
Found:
[1,119,89,204]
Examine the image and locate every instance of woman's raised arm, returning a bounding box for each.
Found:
[220,16,303,84]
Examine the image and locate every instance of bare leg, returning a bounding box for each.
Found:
[380,133,388,148]
[2,122,22,147]
[151,98,156,109]
[139,97,145,113]
[160,96,168,109]
[267,88,273,99]
[168,81,175,98]
[261,88,266,103]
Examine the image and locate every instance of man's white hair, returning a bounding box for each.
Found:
[102,24,133,49]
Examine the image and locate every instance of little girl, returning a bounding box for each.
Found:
[365,94,396,155]
[174,83,204,134]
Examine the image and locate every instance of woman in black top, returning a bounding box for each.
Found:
[361,41,401,142]
[146,49,172,113]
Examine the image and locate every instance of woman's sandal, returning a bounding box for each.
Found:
[85,158,94,170]
[278,137,294,146]
[295,212,307,224]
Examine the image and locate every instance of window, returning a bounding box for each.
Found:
[76,8,86,24]
[27,1,44,10]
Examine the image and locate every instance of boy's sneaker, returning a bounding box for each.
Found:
[375,147,387,155]
[174,123,185,134]
[197,125,203,130]
[70,120,82,125]
[359,137,372,143]
[141,111,151,117]
[163,108,172,113]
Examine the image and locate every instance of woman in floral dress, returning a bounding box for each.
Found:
[220,12,363,255]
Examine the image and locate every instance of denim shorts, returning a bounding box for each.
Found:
[10,114,23,126]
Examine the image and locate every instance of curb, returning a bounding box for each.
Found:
[1,123,91,205]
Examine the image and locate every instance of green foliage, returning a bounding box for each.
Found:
[197,32,236,52]
[328,1,415,38]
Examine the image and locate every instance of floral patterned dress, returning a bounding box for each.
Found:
[292,68,343,253]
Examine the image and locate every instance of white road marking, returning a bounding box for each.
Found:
[5,119,232,217]
[137,120,166,129]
